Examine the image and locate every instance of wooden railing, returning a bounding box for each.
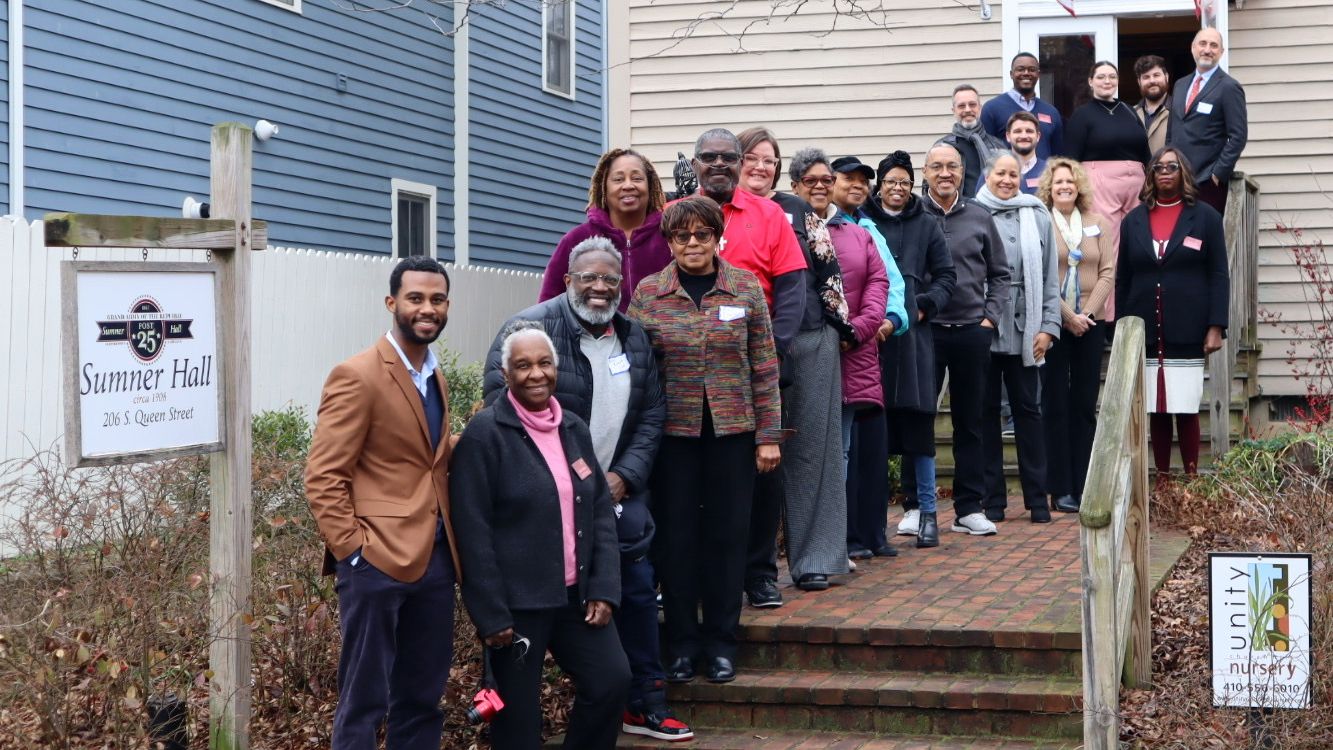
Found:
[1208,173,1261,455]
[1080,315,1151,750]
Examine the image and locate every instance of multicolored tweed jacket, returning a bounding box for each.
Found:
[628,258,782,444]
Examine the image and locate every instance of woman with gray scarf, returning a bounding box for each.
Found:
[972,152,1062,524]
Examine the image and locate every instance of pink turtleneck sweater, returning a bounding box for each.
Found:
[508,391,577,586]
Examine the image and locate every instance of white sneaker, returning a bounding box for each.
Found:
[950,513,998,536]
[896,509,921,536]
[847,557,857,571]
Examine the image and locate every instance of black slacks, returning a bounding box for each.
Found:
[653,413,756,662]
[488,589,630,750]
[1042,324,1106,499]
[846,415,890,553]
[931,323,992,518]
[744,466,783,586]
[981,353,1047,510]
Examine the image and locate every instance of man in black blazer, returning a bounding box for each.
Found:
[1167,27,1248,214]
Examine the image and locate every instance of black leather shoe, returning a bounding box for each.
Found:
[983,507,1006,522]
[1052,495,1080,513]
[1030,505,1052,523]
[745,578,783,608]
[872,543,899,557]
[795,573,829,591]
[706,657,736,683]
[848,547,874,560]
[666,657,695,683]
[916,511,939,548]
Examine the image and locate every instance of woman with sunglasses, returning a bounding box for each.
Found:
[629,195,782,684]
[1116,148,1228,477]
[1066,60,1152,319]
[540,148,672,310]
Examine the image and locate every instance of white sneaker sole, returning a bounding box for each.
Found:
[623,723,695,742]
[950,523,997,536]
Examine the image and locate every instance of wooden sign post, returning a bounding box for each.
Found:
[47,122,262,750]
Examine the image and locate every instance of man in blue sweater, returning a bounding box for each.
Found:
[981,52,1065,159]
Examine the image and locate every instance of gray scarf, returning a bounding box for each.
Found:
[974,185,1048,367]
[951,121,1002,168]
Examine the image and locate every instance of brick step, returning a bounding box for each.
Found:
[736,626,1080,678]
[607,727,1078,749]
[664,668,1081,739]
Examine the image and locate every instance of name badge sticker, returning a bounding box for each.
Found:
[608,353,630,375]
[719,305,746,322]
[1183,236,1204,251]
[571,458,593,480]
[1083,225,1101,237]
[784,212,794,225]
[1197,102,1214,115]
[1026,177,1041,189]
[1037,112,1053,124]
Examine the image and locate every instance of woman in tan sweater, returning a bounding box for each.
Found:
[1037,157,1115,513]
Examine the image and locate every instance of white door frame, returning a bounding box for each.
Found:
[1001,0,1230,90]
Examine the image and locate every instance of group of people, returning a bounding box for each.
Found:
[302,26,1243,750]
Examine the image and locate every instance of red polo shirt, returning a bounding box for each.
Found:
[670,188,807,307]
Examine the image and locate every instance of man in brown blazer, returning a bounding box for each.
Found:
[1134,55,1171,156]
[305,256,460,750]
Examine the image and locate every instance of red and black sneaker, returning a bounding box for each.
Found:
[622,708,694,742]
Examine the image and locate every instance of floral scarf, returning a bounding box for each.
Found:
[803,210,855,344]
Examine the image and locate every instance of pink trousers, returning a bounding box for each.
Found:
[1085,160,1145,320]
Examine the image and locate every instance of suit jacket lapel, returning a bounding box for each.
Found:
[377,338,433,450]
[1161,205,1197,263]
[432,365,451,465]
[1184,70,1225,117]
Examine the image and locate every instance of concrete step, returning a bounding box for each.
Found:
[602,727,1079,748]
[664,668,1081,739]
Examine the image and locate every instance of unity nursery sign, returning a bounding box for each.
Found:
[1208,552,1313,709]
[63,261,224,466]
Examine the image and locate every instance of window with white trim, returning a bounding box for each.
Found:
[543,0,575,98]
[391,179,438,259]
[258,0,302,12]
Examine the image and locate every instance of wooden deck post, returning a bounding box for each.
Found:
[207,122,255,750]
[1123,349,1152,689]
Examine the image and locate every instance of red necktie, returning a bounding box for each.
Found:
[1186,75,1203,111]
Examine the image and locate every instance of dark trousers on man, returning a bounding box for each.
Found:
[929,323,992,519]
[1042,325,1106,500]
[653,415,756,662]
[981,353,1047,511]
[333,537,455,750]
[1197,176,1228,216]
[615,555,668,712]
[489,588,631,750]
[846,415,891,554]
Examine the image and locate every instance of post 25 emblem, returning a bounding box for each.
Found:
[95,296,195,363]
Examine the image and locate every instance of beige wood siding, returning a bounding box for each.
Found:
[609,0,1332,397]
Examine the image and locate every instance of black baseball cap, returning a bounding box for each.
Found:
[830,155,875,183]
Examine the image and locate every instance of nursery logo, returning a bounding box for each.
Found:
[1208,552,1312,709]
[1247,562,1291,652]
[94,296,194,364]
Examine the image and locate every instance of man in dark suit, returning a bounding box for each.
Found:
[1167,28,1248,214]
[305,256,460,750]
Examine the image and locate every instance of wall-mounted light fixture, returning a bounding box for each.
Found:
[182,196,210,219]
[254,120,280,141]
[980,1,993,21]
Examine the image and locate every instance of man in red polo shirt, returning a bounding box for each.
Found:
[684,128,807,611]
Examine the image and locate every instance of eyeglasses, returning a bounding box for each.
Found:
[800,175,836,188]
[669,229,717,245]
[1152,162,1182,174]
[926,162,962,172]
[1092,73,1119,82]
[882,179,913,189]
[743,154,780,169]
[695,151,740,165]
[569,271,623,287]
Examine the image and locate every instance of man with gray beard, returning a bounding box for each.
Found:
[482,237,690,742]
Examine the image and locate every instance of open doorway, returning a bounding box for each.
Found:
[1117,15,1199,104]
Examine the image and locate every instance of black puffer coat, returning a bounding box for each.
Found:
[859,194,957,413]
[483,296,665,559]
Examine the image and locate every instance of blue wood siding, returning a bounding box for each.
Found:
[466,0,604,271]
[0,0,10,214]
[23,0,455,258]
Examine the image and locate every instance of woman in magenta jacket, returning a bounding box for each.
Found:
[540,148,673,311]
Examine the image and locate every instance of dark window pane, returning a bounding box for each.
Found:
[398,194,429,257]
[1038,34,1096,121]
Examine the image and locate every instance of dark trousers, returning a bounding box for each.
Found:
[1197,176,1228,216]
[332,539,455,750]
[846,416,890,553]
[981,353,1047,511]
[1043,325,1106,499]
[744,468,783,585]
[932,323,992,518]
[489,589,631,750]
[615,556,667,711]
[653,418,756,662]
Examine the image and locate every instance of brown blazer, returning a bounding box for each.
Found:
[1133,100,1170,157]
[1052,211,1116,324]
[305,337,461,583]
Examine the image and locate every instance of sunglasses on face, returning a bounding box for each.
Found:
[801,175,836,188]
[569,272,623,287]
[696,151,740,165]
[669,229,717,245]
[1152,162,1182,174]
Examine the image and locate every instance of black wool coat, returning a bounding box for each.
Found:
[1115,201,1230,359]
[860,194,957,413]
[483,296,665,559]
[449,395,621,639]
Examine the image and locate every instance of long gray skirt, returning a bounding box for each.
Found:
[782,325,849,579]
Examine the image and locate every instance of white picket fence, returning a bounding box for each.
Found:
[0,218,542,469]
